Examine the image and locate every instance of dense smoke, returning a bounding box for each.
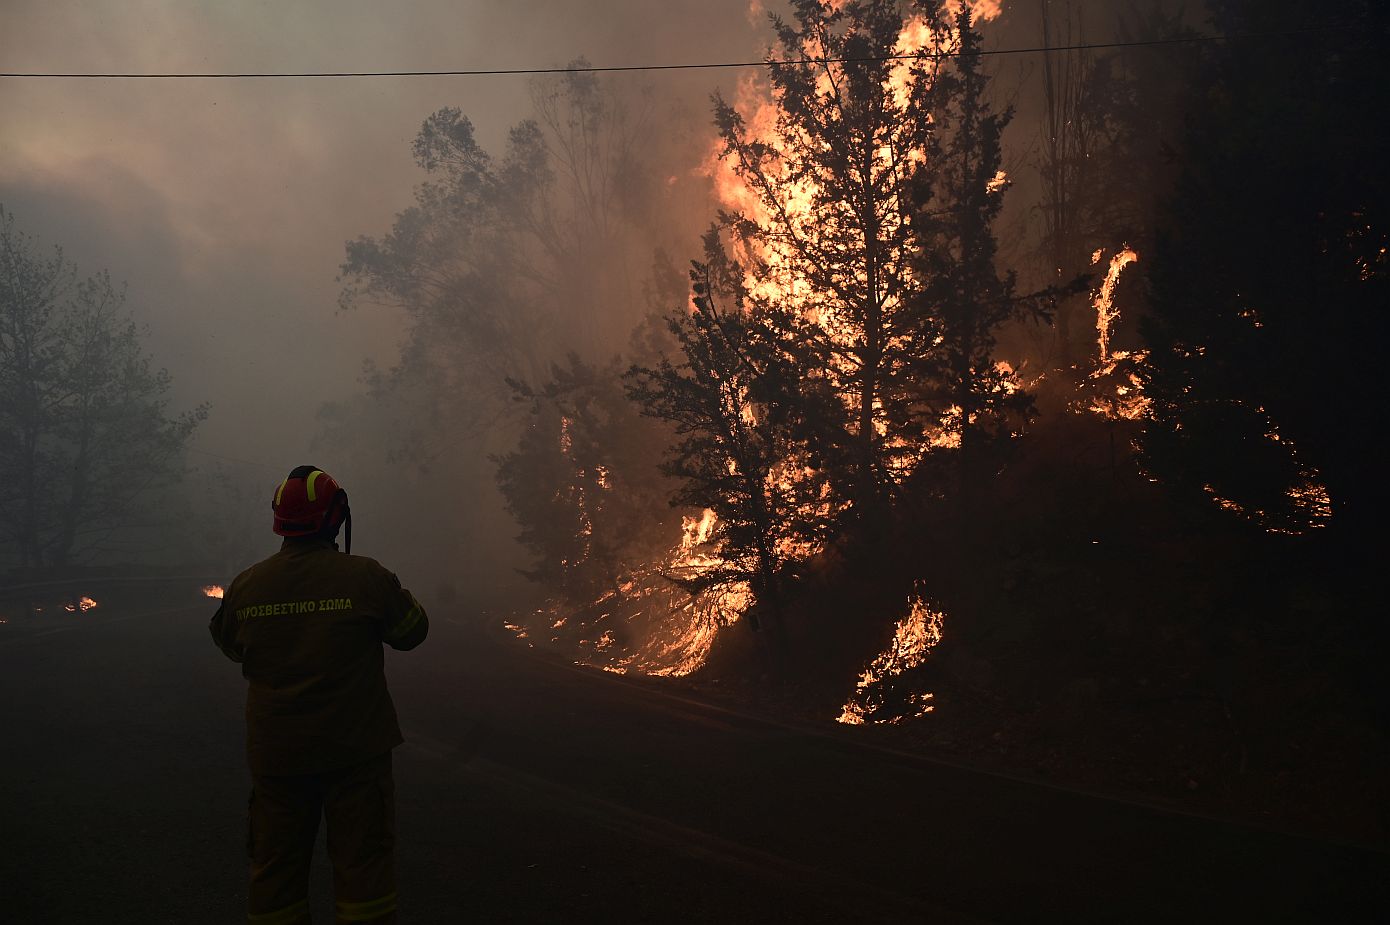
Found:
[0,0,760,593]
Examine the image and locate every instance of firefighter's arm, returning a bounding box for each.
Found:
[209,597,244,663]
[379,570,429,651]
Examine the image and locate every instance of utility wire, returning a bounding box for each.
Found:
[0,24,1363,80]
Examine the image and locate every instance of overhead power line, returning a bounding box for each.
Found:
[0,24,1363,80]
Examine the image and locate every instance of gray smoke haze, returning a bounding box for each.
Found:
[1,0,763,584]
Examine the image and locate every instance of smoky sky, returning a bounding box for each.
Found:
[1,0,764,477]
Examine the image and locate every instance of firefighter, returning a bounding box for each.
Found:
[211,465,428,925]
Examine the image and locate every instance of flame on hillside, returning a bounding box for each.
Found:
[1076,246,1151,422]
[594,508,751,677]
[202,585,225,599]
[1094,246,1138,364]
[1083,349,1151,422]
[837,590,945,725]
[504,507,752,678]
[63,596,98,613]
[1204,419,1332,534]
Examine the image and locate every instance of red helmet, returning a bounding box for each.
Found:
[272,465,351,551]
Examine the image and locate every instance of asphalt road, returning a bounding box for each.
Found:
[1,586,1385,923]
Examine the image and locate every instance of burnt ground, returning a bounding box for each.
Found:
[1,585,1386,924]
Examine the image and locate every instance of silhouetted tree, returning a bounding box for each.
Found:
[0,206,205,567]
[910,7,1063,488]
[1031,0,1195,371]
[625,236,838,629]
[495,352,676,601]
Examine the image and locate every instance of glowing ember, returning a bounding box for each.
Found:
[202,585,225,599]
[837,590,945,725]
[1202,424,1333,534]
[63,596,99,613]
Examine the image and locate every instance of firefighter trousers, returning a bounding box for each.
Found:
[247,751,397,924]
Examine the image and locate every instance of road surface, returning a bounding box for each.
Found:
[1,586,1384,923]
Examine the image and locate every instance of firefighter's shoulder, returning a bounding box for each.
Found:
[341,553,405,590]
[223,560,264,598]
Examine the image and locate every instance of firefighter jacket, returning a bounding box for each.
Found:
[210,538,428,776]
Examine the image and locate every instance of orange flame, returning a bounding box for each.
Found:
[706,0,1003,305]
[1094,246,1138,363]
[202,585,225,599]
[63,596,99,613]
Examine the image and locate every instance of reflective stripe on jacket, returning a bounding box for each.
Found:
[210,538,428,775]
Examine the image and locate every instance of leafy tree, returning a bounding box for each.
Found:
[0,206,205,566]
[1138,0,1389,540]
[338,65,658,468]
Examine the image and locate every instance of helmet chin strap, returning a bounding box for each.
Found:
[343,503,353,555]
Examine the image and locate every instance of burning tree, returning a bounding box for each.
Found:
[711,0,964,515]
[625,237,839,631]
[620,2,1036,650]
[338,64,661,466]
[0,206,206,567]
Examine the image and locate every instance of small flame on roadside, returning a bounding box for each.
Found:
[64,596,99,613]
[838,590,945,725]
[202,585,225,599]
